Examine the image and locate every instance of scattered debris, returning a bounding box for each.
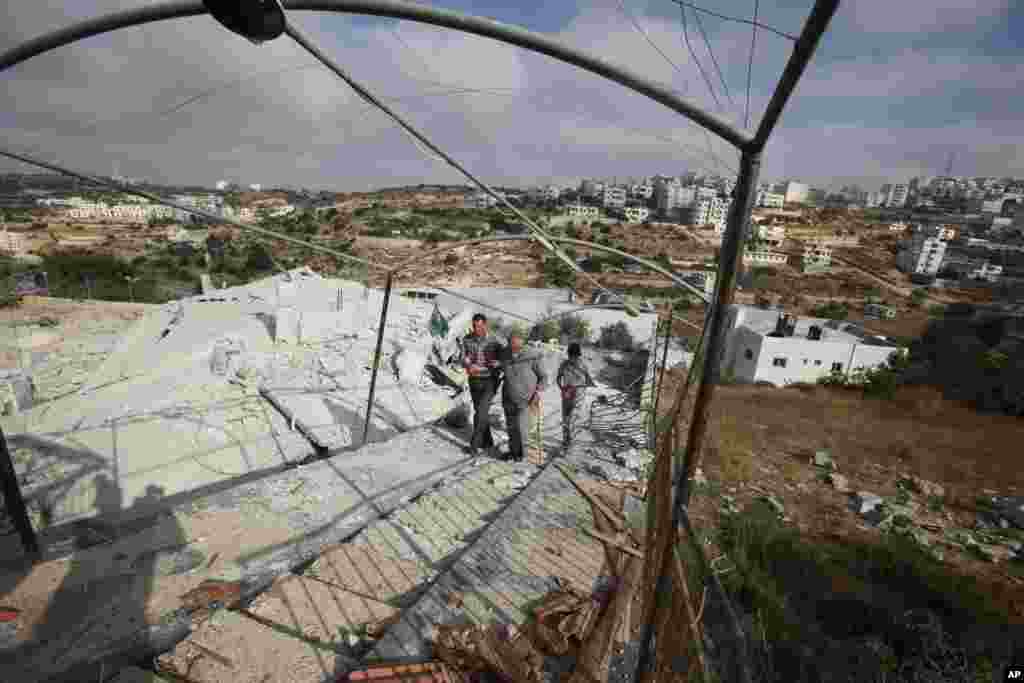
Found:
[530,587,603,656]
[897,473,946,499]
[489,472,531,492]
[179,580,243,614]
[364,614,402,639]
[812,449,837,471]
[345,661,457,682]
[856,491,884,516]
[432,622,544,683]
[827,473,850,492]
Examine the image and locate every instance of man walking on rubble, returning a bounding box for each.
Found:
[557,342,595,452]
[461,313,504,456]
[499,330,548,462]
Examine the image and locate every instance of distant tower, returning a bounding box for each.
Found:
[943,151,955,178]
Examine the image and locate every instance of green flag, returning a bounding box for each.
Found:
[429,303,449,339]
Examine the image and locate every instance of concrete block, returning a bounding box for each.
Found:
[300,311,345,344]
[275,308,299,345]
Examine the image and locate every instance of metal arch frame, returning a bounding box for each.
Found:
[0,0,750,150]
[0,2,840,679]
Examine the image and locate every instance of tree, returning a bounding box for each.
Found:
[598,321,635,351]
[244,242,274,272]
[812,301,849,320]
[909,288,927,308]
[543,255,576,288]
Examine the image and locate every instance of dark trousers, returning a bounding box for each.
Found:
[468,377,498,449]
[503,398,531,460]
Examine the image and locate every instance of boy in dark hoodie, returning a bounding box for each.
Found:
[556,342,595,451]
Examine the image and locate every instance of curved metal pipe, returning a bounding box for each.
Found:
[0,0,751,150]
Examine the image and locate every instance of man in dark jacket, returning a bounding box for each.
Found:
[461,313,504,456]
[557,342,595,451]
[499,331,548,462]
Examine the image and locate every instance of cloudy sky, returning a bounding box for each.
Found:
[1,0,1020,192]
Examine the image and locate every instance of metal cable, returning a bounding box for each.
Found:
[679,2,722,112]
[668,0,798,41]
[282,19,650,322]
[745,0,760,130]
[692,7,737,115]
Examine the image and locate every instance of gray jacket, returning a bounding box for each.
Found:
[499,348,548,404]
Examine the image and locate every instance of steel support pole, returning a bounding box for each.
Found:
[0,426,40,557]
[634,150,760,682]
[362,271,394,446]
[651,301,674,442]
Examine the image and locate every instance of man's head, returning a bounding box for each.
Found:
[509,331,524,353]
[472,313,487,337]
[568,342,582,359]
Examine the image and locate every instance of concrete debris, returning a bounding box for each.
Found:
[432,622,544,683]
[812,449,837,471]
[614,448,654,471]
[490,472,532,492]
[897,474,946,499]
[758,495,785,518]
[827,473,850,492]
[586,461,639,483]
[856,492,884,516]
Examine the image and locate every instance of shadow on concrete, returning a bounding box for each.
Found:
[0,480,186,683]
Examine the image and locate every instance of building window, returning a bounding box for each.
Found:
[772,357,787,368]
[831,362,843,372]
[744,349,754,360]
[814,360,822,366]
[803,359,808,365]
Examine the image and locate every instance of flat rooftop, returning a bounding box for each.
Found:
[732,305,901,347]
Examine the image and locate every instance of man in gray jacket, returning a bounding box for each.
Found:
[499,331,548,462]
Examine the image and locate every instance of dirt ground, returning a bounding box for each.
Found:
[656,379,1024,621]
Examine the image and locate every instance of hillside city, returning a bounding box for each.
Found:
[1,164,1023,683]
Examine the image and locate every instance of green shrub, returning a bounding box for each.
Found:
[812,301,850,320]
[598,321,635,351]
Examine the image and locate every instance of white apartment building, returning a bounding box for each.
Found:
[755,223,786,247]
[565,203,600,220]
[782,181,809,205]
[654,182,696,216]
[693,196,731,233]
[757,191,785,209]
[629,184,653,200]
[897,234,947,275]
[603,187,628,209]
[465,192,500,209]
[720,305,904,387]
[623,206,650,223]
[742,249,788,266]
[0,229,27,255]
[886,183,909,207]
[579,180,605,199]
[797,242,832,273]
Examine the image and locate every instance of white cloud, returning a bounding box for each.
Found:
[838,0,1011,34]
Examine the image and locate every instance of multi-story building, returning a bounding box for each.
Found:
[720,305,905,387]
[654,181,696,216]
[794,242,832,273]
[565,203,600,221]
[579,180,604,199]
[897,234,947,275]
[742,249,788,266]
[530,185,561,202]
[968,262,1003,282]
[602,187,627,209]
[886,183,909,208]
[755,223,786,247]
[629,184,653,201]
[781,181,809,205]
[465,192,500,209]
[693,196,732,234]
[757,191,785,209]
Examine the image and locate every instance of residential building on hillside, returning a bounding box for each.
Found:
[794,242,832,273]
[755,224,786,247]
[886,183,909,207]
[898,234,947,275]
[565,203,600,221]
[579,180,604,198]
[757,191,785,208]
[629,184,653,200]
[720,305,904,387]
[743,249,788,266]
[623,206,650,223]
[654,182,695,216]
[530,185,561,202]
[693,196,731,233]
[969,262,1003,282]
[780,181,809,205]
[465,192,500,209]
[602,187,627,209]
